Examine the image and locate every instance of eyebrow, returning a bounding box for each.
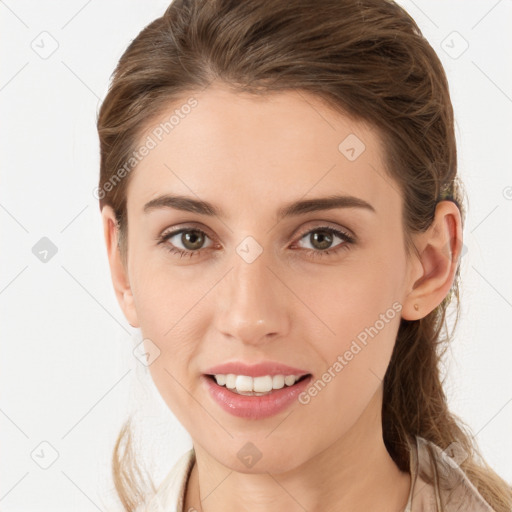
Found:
[143,193,376,219]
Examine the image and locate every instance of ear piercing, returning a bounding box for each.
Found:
[414,304,419,311]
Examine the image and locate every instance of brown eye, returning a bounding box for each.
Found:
[308,229,334,250]
[180,230,206,250]
[297,227,353,252]
[158,227,214,257]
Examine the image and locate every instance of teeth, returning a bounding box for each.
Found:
[213,373,304,395]
[284,375,297,386]
[272,375,285,390]
[215,374,227,386]
[225,374,236,389]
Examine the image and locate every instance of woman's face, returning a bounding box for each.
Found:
[109,84,420,472]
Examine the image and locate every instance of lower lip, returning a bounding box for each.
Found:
[202,374,313,419]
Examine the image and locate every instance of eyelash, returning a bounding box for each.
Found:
[157,225,355,260]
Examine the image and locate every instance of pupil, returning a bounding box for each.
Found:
[182,230,204,250]
[312,230,332,250]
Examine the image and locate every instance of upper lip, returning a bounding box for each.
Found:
[203,361,311,378]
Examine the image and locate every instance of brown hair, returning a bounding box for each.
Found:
[96,0,512,510]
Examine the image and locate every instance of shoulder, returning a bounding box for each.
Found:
[406,434,497,512]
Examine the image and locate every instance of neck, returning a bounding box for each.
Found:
[184,386,411,512]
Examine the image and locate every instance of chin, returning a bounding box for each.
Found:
[211,441,312,475]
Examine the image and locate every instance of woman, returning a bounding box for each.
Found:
[96,0,512,511]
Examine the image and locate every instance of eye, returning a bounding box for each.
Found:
[157,227,214,258]
[157,224,355,260]
[293,226,355,258]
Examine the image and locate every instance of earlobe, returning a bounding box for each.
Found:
[101,206,140,328]
[401,201,463,321]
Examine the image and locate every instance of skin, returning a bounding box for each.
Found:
[102,83,462,512]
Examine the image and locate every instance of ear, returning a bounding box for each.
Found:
[401,200,463,321]
[101,205,139,328]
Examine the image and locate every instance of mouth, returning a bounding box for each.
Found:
[202,372,313,419]
[205,373,312,396]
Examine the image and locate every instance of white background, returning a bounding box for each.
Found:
[1,1,511,510]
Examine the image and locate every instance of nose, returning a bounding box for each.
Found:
[214,248,291,346]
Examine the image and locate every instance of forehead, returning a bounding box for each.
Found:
[126,85,398,219]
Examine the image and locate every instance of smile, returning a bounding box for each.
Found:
[211,373,309,396]
[202,373,313,419]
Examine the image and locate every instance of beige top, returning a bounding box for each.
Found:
[140,435,496,511]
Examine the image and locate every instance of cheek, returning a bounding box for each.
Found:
[142,316,202,428]
[130,250,205,333]
[291,256,403,350]
[293,249,403,406]
[129,257,213,411]
[300,308,399,435]
[132,271,200,361]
